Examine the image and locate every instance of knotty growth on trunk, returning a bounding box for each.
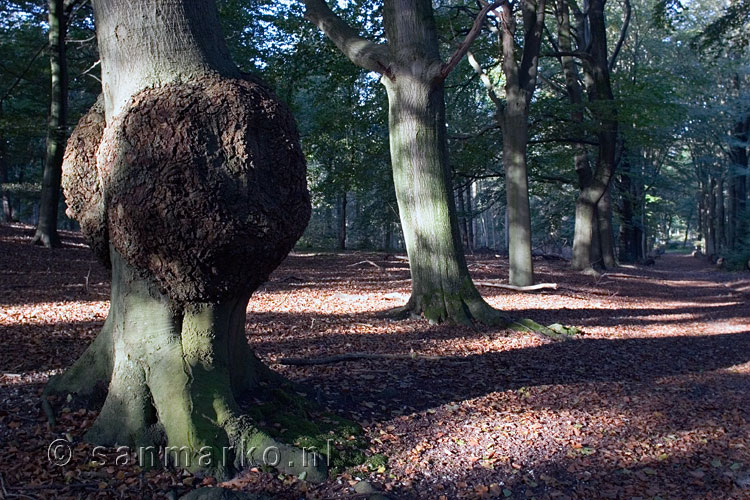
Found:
[44,0,340,481]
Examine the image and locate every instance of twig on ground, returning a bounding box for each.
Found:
[347,260,382,269]
[475,281,558,292]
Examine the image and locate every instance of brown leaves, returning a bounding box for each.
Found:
[2,225,750,499]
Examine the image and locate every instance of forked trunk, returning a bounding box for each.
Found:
[378,0,504,325]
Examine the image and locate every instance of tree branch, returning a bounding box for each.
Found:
[542,50,593,61]
[440,0,505,80]
[608,0,631,72]
[466,51,502,107]
[0,43,48,104]
[303,0,392,76]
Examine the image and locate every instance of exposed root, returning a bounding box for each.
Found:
[43,314,113,406]
[510,318,580,341]
[383,292,511,327]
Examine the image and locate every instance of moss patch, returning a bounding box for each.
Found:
[241,386,367,474]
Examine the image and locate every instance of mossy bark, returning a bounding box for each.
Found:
[381,1,506,326]
[48,251,327,480]
[49,0,328,481]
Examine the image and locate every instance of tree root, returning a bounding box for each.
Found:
[279,352,441,366]
[509,319,580,341]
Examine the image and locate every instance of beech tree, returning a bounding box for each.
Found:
[465,0,546,286]
[32,0,68,247]
[552,0,621,272]
[303,0,508,324]
[44,0,327,480]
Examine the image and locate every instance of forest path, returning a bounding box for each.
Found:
[1,224,749,499]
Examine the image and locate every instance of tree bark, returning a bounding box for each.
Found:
[499,0,545,286]
[305,0,507,324]
[597,185,616,267]
[706,174,717,255]
[33,0,67,247]
[728,91,748,248]
[46,0,325,481]
[338,191,347,250]
[716,174,725,250]
[0,102,12,222]
[560,0,618,272]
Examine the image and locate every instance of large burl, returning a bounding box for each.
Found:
[63,75,310,301]
[52,75,322,481]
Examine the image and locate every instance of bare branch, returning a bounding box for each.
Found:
[466,51,502,107]
[303,0,392,76]
[608,0,631,72]
[0,43,48,104]
[440,0,505,80]
[542,50,594,61]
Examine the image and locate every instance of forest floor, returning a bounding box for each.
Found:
[1,223,749,500]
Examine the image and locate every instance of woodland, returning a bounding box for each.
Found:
[0,0,749,499]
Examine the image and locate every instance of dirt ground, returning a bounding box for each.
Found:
[1,223,749,499]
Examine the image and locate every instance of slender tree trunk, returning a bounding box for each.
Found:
[717,175,725,250]
[33,0,67,247]
[617,156,635,262]
[728,74,749,249]
[597,185,616,267]
[0,102,12,222]
[706,175,717,255]
[45,0,325,481]
[727,173,736,248]
[337,191,347,250]
[457,184,469,249]
[499,0,545,286]
[466,184,475,253]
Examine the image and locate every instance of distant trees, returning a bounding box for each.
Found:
[1,0,749,294]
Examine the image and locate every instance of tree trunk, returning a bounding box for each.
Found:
[33,0,67,247]
[466,184,475,253]
[337,191,347,250]
[716,175,725,250]
[597,185,616,267]
[728,105,748,248]
[302,0,522,325]
[566,0,618,272]
[0,102,12,222]
[503,99,534,285]
[498,0,545,286]
[45,0,326,481]
[378,0,506,324]
[706,175,717,255]
[383,75,500,324]
[457,184,470,249]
